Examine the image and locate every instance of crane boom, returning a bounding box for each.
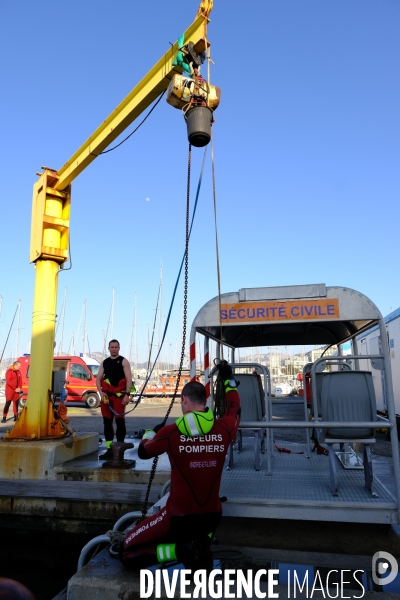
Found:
[9,4,212,440]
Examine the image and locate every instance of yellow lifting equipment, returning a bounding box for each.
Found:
[9,1,216,440]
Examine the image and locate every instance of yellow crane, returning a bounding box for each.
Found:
[9,1,217,440]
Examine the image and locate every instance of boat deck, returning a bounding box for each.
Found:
[2,433,396,526]
[220,438,398,524]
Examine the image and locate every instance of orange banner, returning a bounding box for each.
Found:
[220,299,340,323]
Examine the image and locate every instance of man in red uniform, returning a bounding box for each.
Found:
[2,361,22,423]
[120,361,240,569]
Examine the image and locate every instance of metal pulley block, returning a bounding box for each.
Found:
[166,74,221,111]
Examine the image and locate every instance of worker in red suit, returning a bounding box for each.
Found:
[2,361,22,423]
[120,361,240,569]
[96,339,132,459]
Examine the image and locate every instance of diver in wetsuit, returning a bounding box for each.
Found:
[96,339,132,460]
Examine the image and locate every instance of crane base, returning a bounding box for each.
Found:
[0,433,99,480]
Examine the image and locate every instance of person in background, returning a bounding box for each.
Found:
[60,382,67,403]
[96,340,132,460]
[2,361,22,423]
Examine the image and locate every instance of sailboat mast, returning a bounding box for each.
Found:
[111,288,115,341]
[147,276,161,377]
[158,264,163,376]
[75,301,85,356]
[102,330,106,360]
[15,299,21,359]
[69,331,75,355]
[134,293,137,372]
[129,294,135,364]
[0,295,3,353]
[83,298,87,355]
[102,288,114,358]
[59,288,67,355]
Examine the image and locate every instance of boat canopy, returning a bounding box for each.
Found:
[191,284,382,348]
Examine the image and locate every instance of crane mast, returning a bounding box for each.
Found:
[9,3,216,439]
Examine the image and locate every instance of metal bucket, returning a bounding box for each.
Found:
[185,106,212,147]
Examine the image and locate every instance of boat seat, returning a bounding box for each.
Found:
[319,370,377,497]
[228,373,266,471]
[309,362,352,417]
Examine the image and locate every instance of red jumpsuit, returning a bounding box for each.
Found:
[122,389,240,564]
[4,367,22,418]
[100,377,127,420]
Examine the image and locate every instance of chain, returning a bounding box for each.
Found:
[141,144,192,519]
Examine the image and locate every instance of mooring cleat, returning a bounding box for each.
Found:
[100,442,135,468]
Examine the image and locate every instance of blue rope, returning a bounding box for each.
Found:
[108,147,208,417]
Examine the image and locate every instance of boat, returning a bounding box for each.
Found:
[273,382,292,397]
[139,370,201,397]
[188,283,400,525]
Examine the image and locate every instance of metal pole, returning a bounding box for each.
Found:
[352,336,360,371]
[189,325,197,381]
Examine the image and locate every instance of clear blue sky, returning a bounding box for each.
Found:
[0,0,399,363]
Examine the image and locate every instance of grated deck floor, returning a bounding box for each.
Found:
[220,438,396,514]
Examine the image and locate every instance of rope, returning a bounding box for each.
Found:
[211,136,224,361]
[104,146,207,420]
[90,91,166,157]
[141,143,192,520]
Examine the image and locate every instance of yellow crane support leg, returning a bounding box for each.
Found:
[8,259,65,439]
[9,172,70,439]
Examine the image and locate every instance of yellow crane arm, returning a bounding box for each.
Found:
[11,3,213,440]
[56,15,208,191]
